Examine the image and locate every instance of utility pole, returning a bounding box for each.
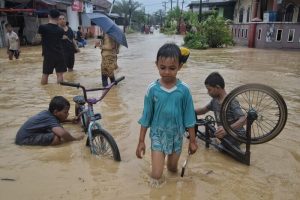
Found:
[181,0,184,13]
[198,0,202,22]
[162,1,167,13]
[170,0,173,11]
[177,0,179,8]
[128,0,133,28]
[159,9,163,27]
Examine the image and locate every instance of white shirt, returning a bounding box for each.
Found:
[6,31,19,50]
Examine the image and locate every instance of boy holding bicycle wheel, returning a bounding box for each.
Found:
[195,72,246,149]
[15,96,84,146]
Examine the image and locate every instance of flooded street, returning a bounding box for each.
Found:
[0,32,299,200]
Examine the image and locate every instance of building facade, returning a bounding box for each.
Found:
[232,0,300,49]
[188,0,300,49]
[0,0,112,48]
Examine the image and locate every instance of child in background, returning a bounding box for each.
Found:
[5,23,20,60]
[136,43,198,183]
[15,96,84,146]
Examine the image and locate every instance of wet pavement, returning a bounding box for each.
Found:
[0,31,299,199]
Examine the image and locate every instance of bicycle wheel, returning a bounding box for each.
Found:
[221,84,287,144]
[90,128,121,161]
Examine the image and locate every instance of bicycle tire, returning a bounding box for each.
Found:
[221,83,287,144]
[90,128,121,161]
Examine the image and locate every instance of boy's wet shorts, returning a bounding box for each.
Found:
[150,129,183,155]
[9,50,20,58]
[43,55,67,74]
[17,133,54,146]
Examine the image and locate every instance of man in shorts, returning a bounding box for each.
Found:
[38,9,66,85]
[15,96,84,146]
[5,23,20,60]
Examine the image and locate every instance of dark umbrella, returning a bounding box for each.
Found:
[86,13,128,48]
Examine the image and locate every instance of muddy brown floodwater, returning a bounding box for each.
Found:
[0,31,299,200]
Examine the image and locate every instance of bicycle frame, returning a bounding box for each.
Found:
[61,76,125,147]
[194,116,252,165]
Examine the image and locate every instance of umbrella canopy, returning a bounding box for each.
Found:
[86,13,128,48]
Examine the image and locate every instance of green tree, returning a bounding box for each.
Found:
[201,13,233,48]
[113,0,141,28]
[184,12,233,49]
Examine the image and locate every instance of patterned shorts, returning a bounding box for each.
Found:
[150,128,183,155]
[101,55,118,77]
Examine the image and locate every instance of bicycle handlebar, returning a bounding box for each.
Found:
[196,118,216,133]
[115,76,125,85]
[60,76,125,104]
[60,81,81,88]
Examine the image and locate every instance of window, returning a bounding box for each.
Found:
[245,29,248,38]
[235,28,237,37]
[246,7,251,22]
[276,29,283,41]
[239,8,244,23]
[241,29,244,37]
[285,4,295,22]
[238,29,240,37]
[257,29,262,40]
[287,29,295,42]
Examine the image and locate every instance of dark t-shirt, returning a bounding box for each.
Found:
[15,110,61,143]
[76,31,84,42]
[207,98,245,136]
[62,27,75,52]
[38,23,64,57]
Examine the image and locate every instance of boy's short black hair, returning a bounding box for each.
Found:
[49,9,60,19]
[49,96,70,113]
[156,43,182,63]
[5,23,11,28]
[204,72,225,89]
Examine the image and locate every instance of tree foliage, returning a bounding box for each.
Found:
[113,0,141,27]
[184,12,233,49]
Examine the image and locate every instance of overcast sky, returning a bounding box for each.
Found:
[109,0,192,14]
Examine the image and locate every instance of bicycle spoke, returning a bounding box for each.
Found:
[92,135,114,158]
[221,84,287,144]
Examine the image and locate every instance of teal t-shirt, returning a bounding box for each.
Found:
[139,79,196,135]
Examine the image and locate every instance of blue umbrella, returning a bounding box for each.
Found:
[87,13,128,48]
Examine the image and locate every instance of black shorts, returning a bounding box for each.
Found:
[9,50,20,58]
[64,52,75,69]
[43,55,67,74]
[16,133,54,146]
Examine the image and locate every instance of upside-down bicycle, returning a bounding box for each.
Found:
[188,83,288,165]
[60,76,125,161]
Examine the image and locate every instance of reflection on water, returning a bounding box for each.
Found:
[0,31,299,200]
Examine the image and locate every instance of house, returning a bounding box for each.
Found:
[187,0,300,49]
[188,0,237,20]
[231,0,300,49]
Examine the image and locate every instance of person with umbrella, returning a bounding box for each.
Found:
[96,33,120,87]
[87,13,128,86]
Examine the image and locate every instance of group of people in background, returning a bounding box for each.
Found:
[6,9,118,87]
[141,24,155,34]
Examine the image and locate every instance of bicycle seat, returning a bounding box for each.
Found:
[73,96,86,105]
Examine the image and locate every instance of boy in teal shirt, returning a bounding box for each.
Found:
[136,43,198,182]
